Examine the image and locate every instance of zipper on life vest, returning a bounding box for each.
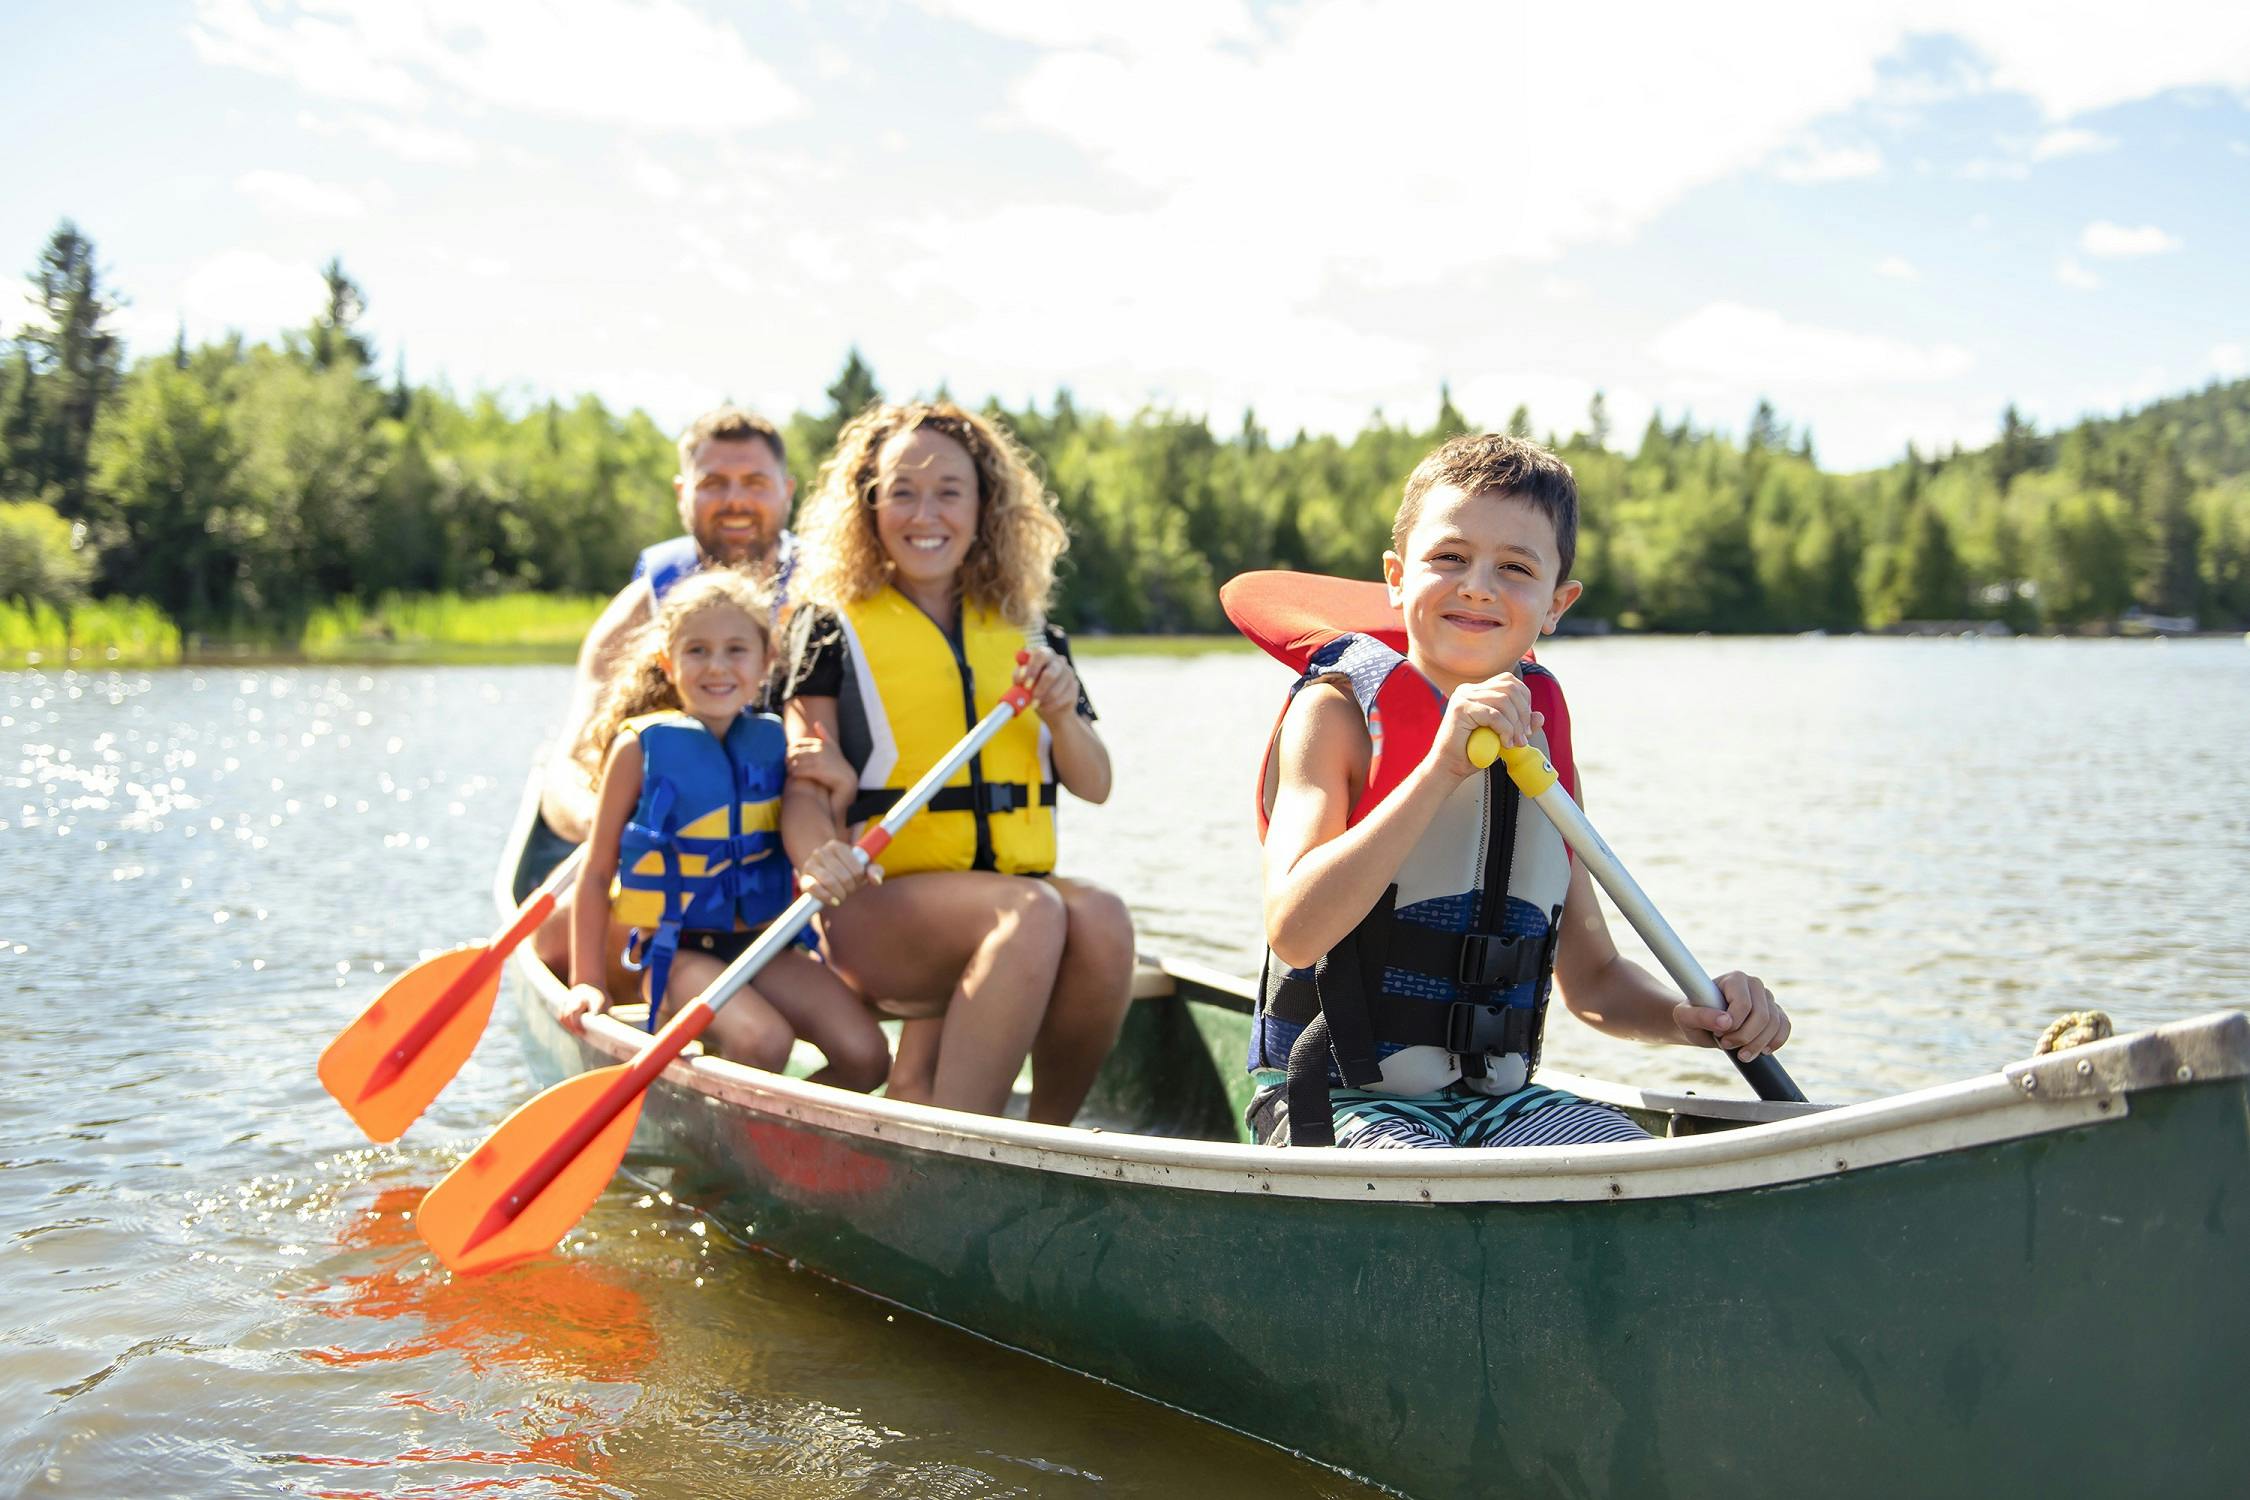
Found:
[720,719,747,925]
[943,614,999,872]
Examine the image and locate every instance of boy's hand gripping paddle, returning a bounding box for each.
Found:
[416,672,1039,1277]
[319,845,589,1143]
[1466,727,1807,1103]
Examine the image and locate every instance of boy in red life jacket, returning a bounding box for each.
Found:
[1249,433,1791,1148]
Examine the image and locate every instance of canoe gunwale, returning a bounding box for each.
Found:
[495,768,2245,1208]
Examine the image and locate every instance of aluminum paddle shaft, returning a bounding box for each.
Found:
[1468,728,1807,1104]
[697,682,1035,1022]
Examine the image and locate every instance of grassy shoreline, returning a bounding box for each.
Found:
[0,591,1262,669]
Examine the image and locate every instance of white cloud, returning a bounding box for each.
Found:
[2214,343,2248,378]
[235,169,368,219]
[909,0,1256,55]
[1934,5,2250,121]
[1452,373,1653,453]
[2056,257,2102,290]
[190,0,803,133]
[1875,256,1917,280]
[1771,143,1883,182]
[626,150,683,201]
[1956,157,2030,181]
[1650,303,1972,385]
[2030,126,2117,161]
[2080,220,2183,257]
[174,250,332,341]
[346,113,478,167]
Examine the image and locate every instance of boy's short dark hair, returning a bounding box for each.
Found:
[1393,433,1578,579]
[678,405,786,469]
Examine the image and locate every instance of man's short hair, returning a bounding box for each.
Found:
[677,406,786,470]
[1393,433,1578,579]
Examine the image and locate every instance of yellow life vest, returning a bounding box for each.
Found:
[833,587,1056,876]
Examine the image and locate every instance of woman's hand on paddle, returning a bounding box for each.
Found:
[1015,646,1080,723]
[1673,971,1791,1061]
[1431,676,1542,779]
[786,724,855,799]
[798,837,877,907]
[560,982,610,1035]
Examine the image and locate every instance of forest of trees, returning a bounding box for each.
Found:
[5,219,2248,645]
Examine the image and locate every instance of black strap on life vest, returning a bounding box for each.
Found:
[846,780,1055,826]
[1263,775,1565,1144]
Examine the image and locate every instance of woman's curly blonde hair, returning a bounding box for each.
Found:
[791,401,1068,630]
[574,566,776,777]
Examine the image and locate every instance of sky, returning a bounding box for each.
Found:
[4,0,2248,471]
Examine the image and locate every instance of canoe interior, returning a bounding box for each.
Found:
[505,793,1819,1144]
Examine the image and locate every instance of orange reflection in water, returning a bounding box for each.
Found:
[300,1187,656,1381]
[279,1186,657,1493]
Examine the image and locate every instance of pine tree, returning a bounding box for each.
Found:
[18,221,124,518]
[1432,382,1468,441]
[1586,390,1610,450]
[300,257,374,372]
[1506,404,1532,440]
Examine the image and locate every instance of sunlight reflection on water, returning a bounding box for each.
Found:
[2,640,2245,1495]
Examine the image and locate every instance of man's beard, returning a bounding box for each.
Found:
[694,513,774,569]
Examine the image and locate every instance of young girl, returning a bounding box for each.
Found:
[560,567,890,1090]
[780,400,1136,1123]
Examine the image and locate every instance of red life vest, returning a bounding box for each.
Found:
[1220,570,1577,836]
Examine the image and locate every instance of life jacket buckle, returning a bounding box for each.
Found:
[1445,1000,1533,1058]
[979,781,1027,814]
[1456,931,1536,988]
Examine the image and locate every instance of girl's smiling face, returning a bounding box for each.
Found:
[1384,486,1582,694]
[872,426,979,599]
[659,601,769,731]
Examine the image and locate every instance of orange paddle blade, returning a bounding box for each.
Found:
[416,1064,645,1277]
[318,945,501,1143]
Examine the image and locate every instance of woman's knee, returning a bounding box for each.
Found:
[1062,883,1135,968]
[998,878,1068,949]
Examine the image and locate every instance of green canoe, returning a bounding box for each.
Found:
[498,783,2250,1500]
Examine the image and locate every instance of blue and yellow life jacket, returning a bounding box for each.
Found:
[829,586,1056,877]
[610,710,792,1023]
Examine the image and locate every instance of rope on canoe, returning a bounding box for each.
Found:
[2033,1010,2114,1056]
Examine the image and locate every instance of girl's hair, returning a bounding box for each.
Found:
[575,566,775,776]
[791,400,1068,630]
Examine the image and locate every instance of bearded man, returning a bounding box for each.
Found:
[537,405,797,845]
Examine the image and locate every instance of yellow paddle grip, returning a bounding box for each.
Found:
[1466,726,1558,797]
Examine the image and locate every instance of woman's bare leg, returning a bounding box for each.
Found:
[885,1018,943,1105]
[1027,876,1138,1126]
[819,872,1064,1117]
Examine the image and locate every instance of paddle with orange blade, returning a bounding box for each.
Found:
[417,674,1038,1277]
[319,845,587,1143]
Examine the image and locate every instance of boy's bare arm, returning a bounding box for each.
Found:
[1550,860,1790,1059]
[1263,684,1459,968]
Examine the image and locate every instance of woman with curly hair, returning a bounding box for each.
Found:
[780,400,1136,1122]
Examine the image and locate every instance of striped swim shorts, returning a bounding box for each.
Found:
[1247,1073,1650,1149]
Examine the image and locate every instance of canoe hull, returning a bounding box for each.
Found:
[512,976,2250,1499]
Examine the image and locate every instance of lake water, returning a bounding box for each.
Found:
[4,637,2246,1496]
